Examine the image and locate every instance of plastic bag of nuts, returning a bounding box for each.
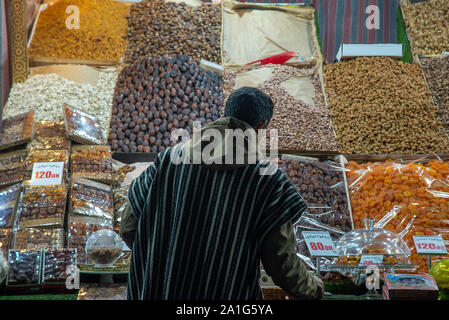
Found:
[71,145,113,184]
[279,155,353,233]
[63,105,105,145]
[6,249,42,287]
[25,149,69,181]
[70,177,113,221]
[18,182,68,228]
[68,215,113,265]
[0,111,35,152]
[42,249,77,284]
[0,183,21,228]
[0,150,27,188]
[29,121,70,150]
[14,228,65,250]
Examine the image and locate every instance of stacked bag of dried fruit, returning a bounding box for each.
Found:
[346,157,449,273]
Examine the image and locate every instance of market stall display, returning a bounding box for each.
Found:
[0,150,27,188]
[0,111,35,151]
[17,183,67,228]
[109,54,223,153]
[71,146,113,183]
[14,228,64,250]
[224,65,339,152]
[402,0,449,56]
[124,0,221,64]
[6,250,41,286]
[420,56,449,136]
[29,121,70,150]
[42,249,77,284]
[346,157,449,272]
[4,71,118,139]
[221,1,321,66]
[28,0,129,64]
[0,183,21,228]
[323,57,449,154]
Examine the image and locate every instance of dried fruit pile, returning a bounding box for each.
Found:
[29,0,129,61]
[109,54,223,153]
[346,159,449,272]
[224,65,339,152]
[421,56,449,136]
[324,57,449,154]
[402,0,449,55]
[125,0,221,64]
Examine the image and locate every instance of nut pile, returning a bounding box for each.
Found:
[347,159,449,272]
[125,0,221,64]
[323,57,449,154]
[280,158,352,233]
[421,56,449,136]
[109,54,223,152]
[7,250,41,286]
[402,0,449,55]
[43,249,77,283]
[29,0,129,61]
[5,72,118,139]
[86,247,122,265]
[224,65,339,151]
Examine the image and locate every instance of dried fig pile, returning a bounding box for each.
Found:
[323,57,449,154]
[109,54,223,153]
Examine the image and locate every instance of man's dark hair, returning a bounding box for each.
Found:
[224,87,274,128]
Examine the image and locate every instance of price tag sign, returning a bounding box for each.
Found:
[413,235,448,255]
[302,231,338,257]
[359,255,383,266]
[30,162,64,186]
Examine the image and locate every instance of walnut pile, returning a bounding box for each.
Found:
[323,57,449,154]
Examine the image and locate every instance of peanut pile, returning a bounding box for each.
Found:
[323,57,449,154]
[421,56,449,136]
[29,0,129,61]
[125,0,221,64]
[224,65,340,152]
[402,0,449,55]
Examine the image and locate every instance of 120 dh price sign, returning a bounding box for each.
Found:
[30,162,64,186]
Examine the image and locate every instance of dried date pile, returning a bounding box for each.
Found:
[280,158,352,233]
[323,57,449,154]
[125,0,221,64]
[224,65,339,152]
[421,56,449,136]
[109,54,223,153]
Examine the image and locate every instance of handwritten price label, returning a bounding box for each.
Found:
[359,255,383,266]
[30,162,64,186]
[302,231,338,257]
[413,235,448,255]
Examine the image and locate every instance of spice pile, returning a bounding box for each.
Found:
[4,72,118,140]
[421,56,449,136]
[224,65,339,152]
[109,54,223,153]
[324,57,449,154]
[402,0,449,55]
[125,0,221,64]
[346,159,449,272]
[29,0,129,61]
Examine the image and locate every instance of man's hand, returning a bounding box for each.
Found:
[314,276,324,300]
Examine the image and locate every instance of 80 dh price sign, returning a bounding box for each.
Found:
[302,231,338,257]
[30,162,64,186]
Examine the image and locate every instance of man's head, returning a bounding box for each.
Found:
[224,87,274,130]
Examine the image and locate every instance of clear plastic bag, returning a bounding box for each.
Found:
[0,111,35,151]
[7,249,42,286]
[70,177,113,221]
[280,155,353,233]
[42,249,77,284]
[18,182,67,228]
[63,104,105,145]
[0,183,21,228]
[346,155,449,273]
[68,215,113,265]
[71,145,113,184]
[29,121,70,150]
[0,150,27,188]
[14,227,65,250]
[25,149,69,181]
